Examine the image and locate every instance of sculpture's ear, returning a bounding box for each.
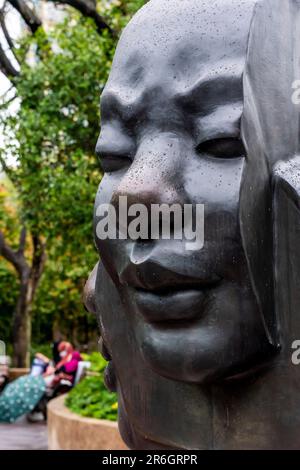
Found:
[273,156,300,353]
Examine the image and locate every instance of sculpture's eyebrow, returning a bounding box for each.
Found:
[101,70,244,123]
[175,73,244,115]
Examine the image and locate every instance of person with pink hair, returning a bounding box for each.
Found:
[43,342,82,387]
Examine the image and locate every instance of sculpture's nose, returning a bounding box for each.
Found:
[83,262,98,315]
[111,134,186,210]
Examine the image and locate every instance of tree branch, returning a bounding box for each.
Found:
[0,41,19,78]
[0,92,17,110]
[48,0,114,35]
[7,0,42,34]
[31,234,46,293]
[0,153,12,175]
[0,229,45,297]
[0,83,14,99]
[0,8,15,51]
[17,227,26,255]
[0,229,26,275]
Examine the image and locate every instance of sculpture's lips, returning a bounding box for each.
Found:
[119,260,220,323]
[130,285,212,324]
[119,258,221,293]
[135,282,212,295]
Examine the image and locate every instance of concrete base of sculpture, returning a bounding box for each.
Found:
[47,395,127,450]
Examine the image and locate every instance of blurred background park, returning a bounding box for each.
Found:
[0,0,146,443]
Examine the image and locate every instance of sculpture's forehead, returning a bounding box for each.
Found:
[105,0,257,96]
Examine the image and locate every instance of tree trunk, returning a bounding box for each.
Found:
[0,229,46,368]
[12,271,32,367]
[52,314,63,343]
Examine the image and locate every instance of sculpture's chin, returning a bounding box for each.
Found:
[137,322,232,383]
[136,315,276,385]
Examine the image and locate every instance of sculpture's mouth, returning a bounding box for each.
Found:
[122,270,220,324]
[119,257,220,290]
[136,282,210,295]
[117,256,221,323]
[131,285,210,324]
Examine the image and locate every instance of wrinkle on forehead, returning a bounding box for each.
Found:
[105,0,258,99]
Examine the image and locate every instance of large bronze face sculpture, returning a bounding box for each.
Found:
[84,0,300,449]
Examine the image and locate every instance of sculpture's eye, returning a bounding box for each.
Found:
[99,154,131,173]
[196,137,246,159]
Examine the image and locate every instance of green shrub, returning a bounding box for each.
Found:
[81,352,107,374]
[65,353,118,421]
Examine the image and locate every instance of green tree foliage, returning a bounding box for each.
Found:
[65,352,118,421]
[0,177,21,351]
[0,0,147,361]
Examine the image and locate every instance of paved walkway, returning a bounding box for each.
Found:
[0,417,48,450]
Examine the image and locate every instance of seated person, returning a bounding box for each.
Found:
[30,341,62,376]
[0,343,82,423]
[43,342,82,388]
